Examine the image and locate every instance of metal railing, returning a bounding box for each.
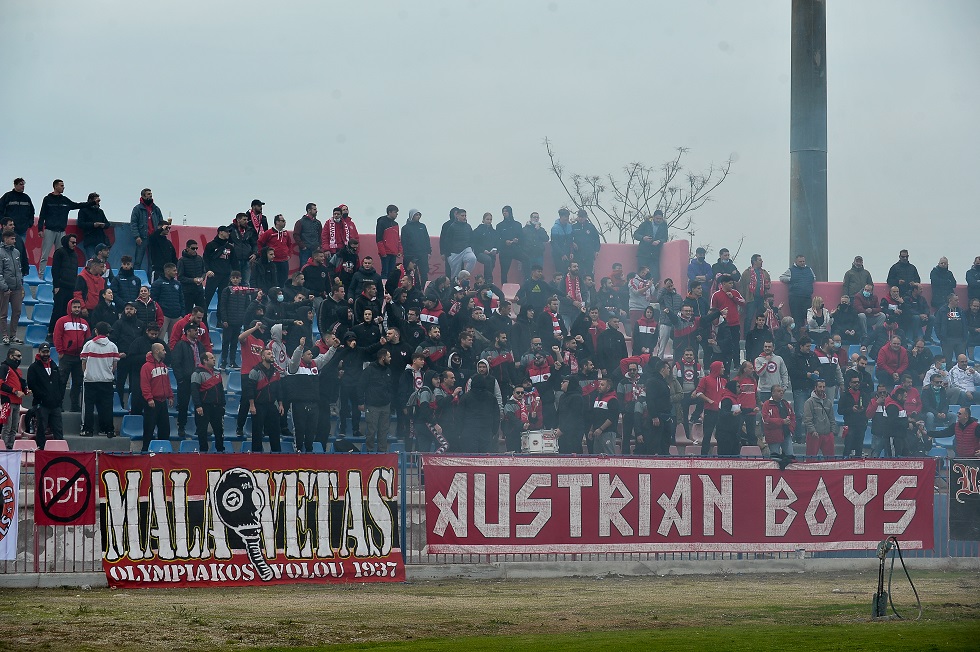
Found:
[2,451,977,577]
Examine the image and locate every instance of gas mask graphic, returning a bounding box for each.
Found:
[213,468,274,581]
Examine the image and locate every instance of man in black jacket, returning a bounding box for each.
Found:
[48,234,80,336]
[359,348,393,452]
[230,213,258,286]
[645,358,674,455]
[0,178,35,240]
[77,192,111,261]
[218,270,258,368]
[37,179,93,280]
[148,222,178,282]
[26,343,64,448]
[495,205,524,284]
[401,209,431,286]
[177,240,209,311]
[110,303,144,409]
[203,226,235,308]
[170,322,206,438]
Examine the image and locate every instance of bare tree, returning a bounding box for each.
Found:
[544,138,734,244]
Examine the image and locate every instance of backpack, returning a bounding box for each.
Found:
[406,386,431,420]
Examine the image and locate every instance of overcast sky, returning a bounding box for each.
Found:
[4,0,978,281]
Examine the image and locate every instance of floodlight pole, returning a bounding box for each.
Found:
[790,0,828,281]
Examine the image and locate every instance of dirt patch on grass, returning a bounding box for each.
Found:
[0,571,977,651]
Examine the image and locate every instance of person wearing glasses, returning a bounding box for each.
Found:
[177,239,210,311]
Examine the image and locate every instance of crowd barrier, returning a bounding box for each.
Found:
[1,450,976,583]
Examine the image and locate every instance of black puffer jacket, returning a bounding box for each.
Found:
[52,236,80,290]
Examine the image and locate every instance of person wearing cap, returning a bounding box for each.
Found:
[842,255,873,300]
[77,191,112,261]
[204,225,235,309]
[633,210,668,282]
[247,199,269,236]
[130,188,165,275]
[27,342,64,448]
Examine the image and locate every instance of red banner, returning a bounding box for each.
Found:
[98,453,403,587]
[35,451,97,527]
[422,456,935,553]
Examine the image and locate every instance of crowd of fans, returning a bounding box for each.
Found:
[0,178,978,459]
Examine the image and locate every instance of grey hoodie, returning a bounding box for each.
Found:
[803,390,838,436]
[754,353,790,394]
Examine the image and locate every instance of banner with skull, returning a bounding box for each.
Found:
[98,453,403,587]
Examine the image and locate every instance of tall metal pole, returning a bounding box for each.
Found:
[790,0,828,281]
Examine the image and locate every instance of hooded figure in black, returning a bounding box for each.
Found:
[460,365,501,453]
[556,373,587,454]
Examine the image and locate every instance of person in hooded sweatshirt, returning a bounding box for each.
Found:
[80,321,119,437]
[48,233,81,335]
[53,298,90,412]
[0,347,30,448]
[714,379,743,456]
[286,335,338,452]
[692,360,727,455]
[461,364,502,453]
[127,322,168,415]
[257,214,293,283]
[27,342,64,447]
[553,374,586,454]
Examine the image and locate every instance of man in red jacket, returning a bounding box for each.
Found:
[140,343,173,451]
[876,335,909,391]
[53,299,90,412]
[709,274,745,374]
[73,258,107,316]
[258,214,294,285]
[693,360,728,455]
[930,406,980,458]
[376,204,402,280]
[761,384,796,456]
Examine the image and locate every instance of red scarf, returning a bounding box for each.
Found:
[562,350,579,374]
[564,274,582,303]
[249,209,265,235]
[545,308,561,337]
[140,198,155,234]
[327,218,348,251]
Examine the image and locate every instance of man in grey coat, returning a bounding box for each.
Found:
[0,230,25,344]
[803,379,839,459]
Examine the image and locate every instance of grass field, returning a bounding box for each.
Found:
[0,570,978,651]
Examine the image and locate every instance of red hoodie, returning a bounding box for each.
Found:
[694,361,727,412]
[258,228,294,262]
[53,302,90,357]
[710,288,746,326]
[73,269,106,312]
[140,351,173,402]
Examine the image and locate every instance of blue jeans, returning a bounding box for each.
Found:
[792,389,809,440]
[924,411,954,432]
[769,439,794,457]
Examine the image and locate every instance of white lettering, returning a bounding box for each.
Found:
[843,474,878,535]
[558,474,592,538]
[883,475,917,535]
[598,474,633,537]
[657,475,691,537]
[766,476,797,536]
[804,478,837,536]
[475,473,510,538]
[699,474,733,536]
[515,474,552,538]
[432,473,468,537]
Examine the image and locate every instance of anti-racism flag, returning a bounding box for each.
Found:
[98,453,403,588]
[35,451,97,527]
[0,451,22,560]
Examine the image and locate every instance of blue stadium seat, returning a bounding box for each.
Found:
[240,440,255,453]
[168,369,177,392]
[122,415,144,440]
[23,290,38,307]
[23,265,43,287]
[226,370,242,394]
[25,324,49,347]
[223,414,250,436]
[311,442,325,453]
[12,305,30,326]
[112,393,128,417]
[933,435,954,449]
[280,440,295,454]
[179,440,201,453]
[35,284,54,304]
[208,293,218,312]
[847,344,862,359]
[208,311,220,330]
[225,394,240,414]
[210,330,222,352]
[971,405,980,421]
[31,303,53,325]
[148,440,174,453]
[134,269,149,285]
